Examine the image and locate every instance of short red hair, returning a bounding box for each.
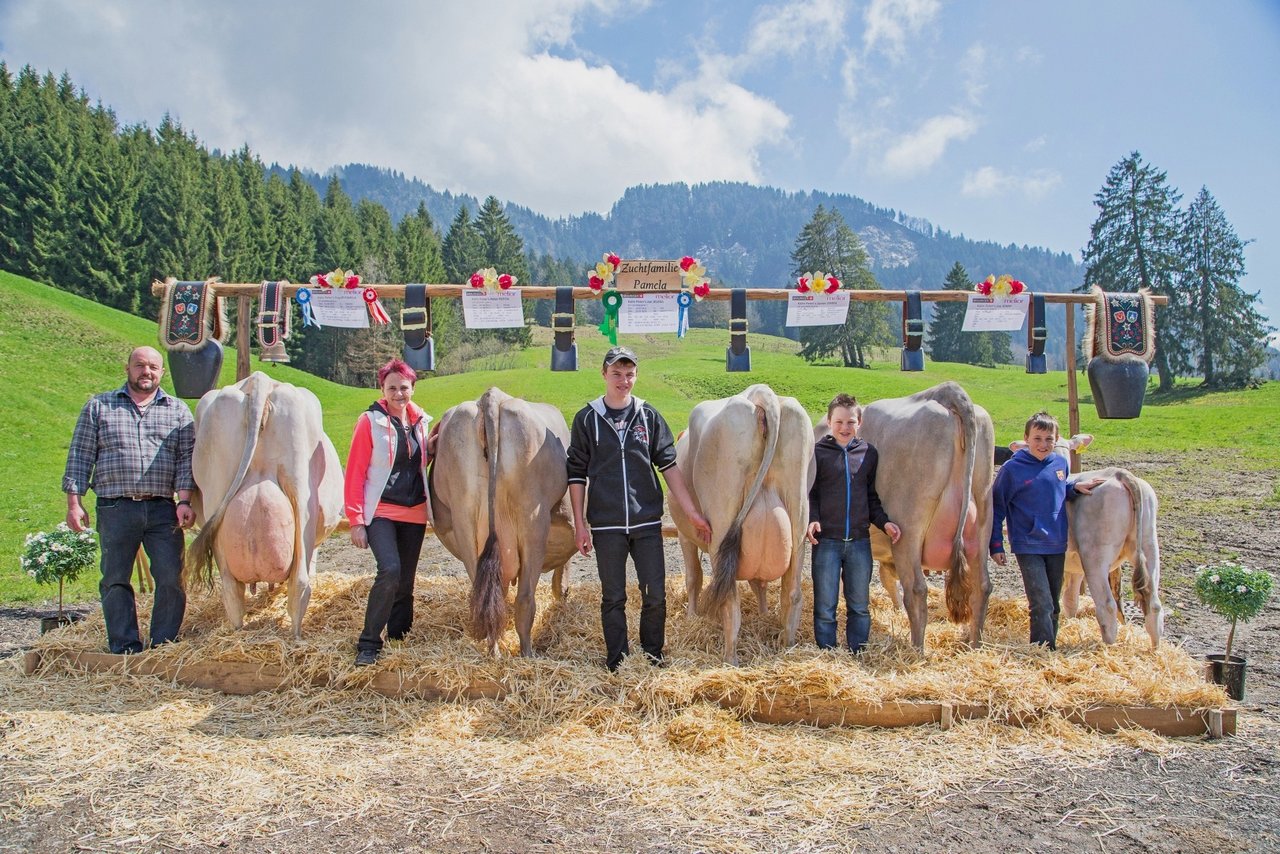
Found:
[376,358,417,388]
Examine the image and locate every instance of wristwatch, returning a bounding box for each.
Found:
[177,499,192,507]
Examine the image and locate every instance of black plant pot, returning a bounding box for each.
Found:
[1206,653,1247,701]
[1086,357,1149,419]
[39,613,81,634]
[168,340,224,399]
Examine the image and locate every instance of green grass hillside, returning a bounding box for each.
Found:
[2,270,1276,604]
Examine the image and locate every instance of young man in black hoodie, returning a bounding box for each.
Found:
[807,393,901,653]
[567,346,711,671]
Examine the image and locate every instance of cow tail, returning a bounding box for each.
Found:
[469,392,507,646]
[942,384,976,624]
[185,378,271,589]
[1114,468,1151,614]
[700,388,780,617]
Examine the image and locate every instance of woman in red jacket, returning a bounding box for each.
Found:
[345,358,433,666]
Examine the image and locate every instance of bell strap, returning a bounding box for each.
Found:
[1027,293,1046,356]
[401,284,433,350]
[902,291,924,352]
[729,288,748,356]
[552,286,576,355]
[256,280,290,349]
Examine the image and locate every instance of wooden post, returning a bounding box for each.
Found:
[236,295,251,381]
[1064,302,1080,474]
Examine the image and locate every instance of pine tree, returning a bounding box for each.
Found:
[441,205,485,284]
[136,115,213,316]
[790,205,890,367]
[392,203,444,284]
[927,263,1013,367]
[1082,152,1185,390]
[1177,187,1270,388]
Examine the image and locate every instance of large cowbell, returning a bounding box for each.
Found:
[169,340,224,399]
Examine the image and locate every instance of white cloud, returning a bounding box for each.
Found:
[961,166,1062,200]
[743,0,850,63]
[961,44,987,105]
[0,0,788,217]
[880,113,976,176]
[862,0,940,60]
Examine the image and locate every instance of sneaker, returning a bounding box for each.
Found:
[354,649,380,667]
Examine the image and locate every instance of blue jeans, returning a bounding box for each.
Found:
[358,518,427,653]
[811,537,873,652]
[1016,552,1065,649]
[96,496,185,654]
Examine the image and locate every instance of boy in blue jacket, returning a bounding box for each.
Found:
[567,347,711,671]
[806,393,901,653]
[991,411,1104,649]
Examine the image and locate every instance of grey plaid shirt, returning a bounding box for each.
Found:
[62,385,195,499]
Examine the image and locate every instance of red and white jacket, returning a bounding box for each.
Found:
[344,400,432,527]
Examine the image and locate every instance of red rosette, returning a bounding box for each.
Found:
[469,272,485,288]
[498,273,514,290]
[362,288,377,303]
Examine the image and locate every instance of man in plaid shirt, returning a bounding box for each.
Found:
[63,347,196,653]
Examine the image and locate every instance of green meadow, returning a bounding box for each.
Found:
[2,270,1276,604]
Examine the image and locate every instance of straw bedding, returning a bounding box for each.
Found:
[2,573,1229,850]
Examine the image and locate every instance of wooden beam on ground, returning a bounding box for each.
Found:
[27,649,1232,736]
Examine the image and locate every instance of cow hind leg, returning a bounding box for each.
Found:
[1110,567,1125,624]
[1061,572,1085,619]
[965,556,991,647]
[749,578,768,616]
[779,554,801,650]
[514,569,539,657]
[719,587,743,666]
[218,562,247,629]
[286,555,312,641]
[681,537,703,618]
[1082,565,1120,645]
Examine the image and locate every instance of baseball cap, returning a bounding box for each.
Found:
[602,346,639,366]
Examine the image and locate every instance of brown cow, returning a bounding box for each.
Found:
[670,384,813,664]
[187,373,345,638]
[858,382,995,650]
[429,387,576,656]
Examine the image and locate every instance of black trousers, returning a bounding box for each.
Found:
[358,518,426,653]
[592,527,666,671]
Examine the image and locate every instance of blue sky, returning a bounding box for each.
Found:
[2,0,1277,327]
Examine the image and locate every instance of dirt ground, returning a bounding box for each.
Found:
[2,448,1278,853]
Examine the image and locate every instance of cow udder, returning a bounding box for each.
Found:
[736,489,793,583]
[217,480,295,585]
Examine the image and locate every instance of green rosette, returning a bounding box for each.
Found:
[598,289,622,345]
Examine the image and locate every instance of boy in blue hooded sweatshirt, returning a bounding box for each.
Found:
[990,411,1104,649]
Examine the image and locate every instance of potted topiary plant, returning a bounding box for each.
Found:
[21,523,97,633]
[1194,561,1274,701]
